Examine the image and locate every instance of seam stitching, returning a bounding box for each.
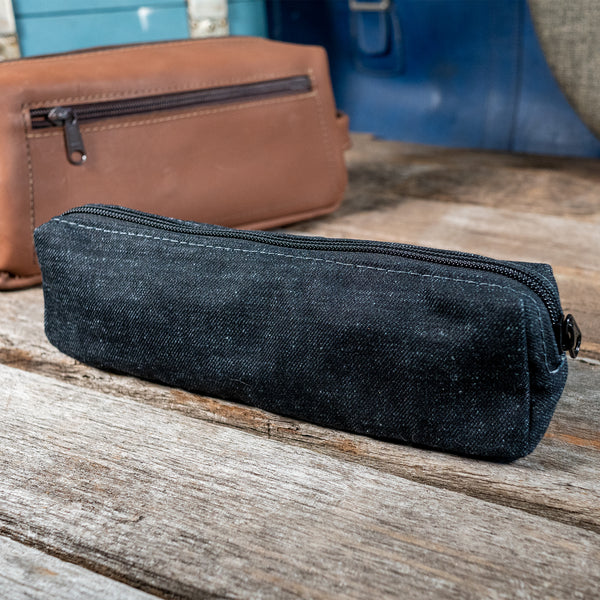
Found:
[309,67,342,197]
[22,71,310,108]
[0,37,259,71]
[26,93,316,138]
[21,108,36,269]
[54,218,561,374]
[520,298,533,451]
[531,302,564,374]
[0,270,40,279]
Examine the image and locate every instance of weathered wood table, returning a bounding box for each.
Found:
[1,135,599,599]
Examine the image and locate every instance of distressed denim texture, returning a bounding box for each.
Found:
[34,207,569,460]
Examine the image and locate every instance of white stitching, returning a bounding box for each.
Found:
[518,298,532,447]
[54,218,565,374]
[532,303,565,374]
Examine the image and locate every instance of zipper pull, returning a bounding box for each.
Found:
[558,314,582,358]
[47,106,87,166]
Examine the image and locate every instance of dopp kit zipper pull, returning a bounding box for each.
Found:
[47,106,87,165]
[30,76,312,167]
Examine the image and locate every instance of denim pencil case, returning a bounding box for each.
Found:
[34,205,582,460]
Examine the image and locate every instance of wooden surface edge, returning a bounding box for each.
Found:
[0,534,157,600]
[2,363,600,600]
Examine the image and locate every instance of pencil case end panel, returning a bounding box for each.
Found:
[523,299,569,456]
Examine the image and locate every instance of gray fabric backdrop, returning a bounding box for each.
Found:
[528,0,600,139]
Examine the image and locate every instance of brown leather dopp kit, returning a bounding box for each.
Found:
[0,37,350,289]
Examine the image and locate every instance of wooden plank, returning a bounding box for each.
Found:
[0,535,154,600]
[0,288,599,533]
[339,134,600,220]
[286,134,600,359]
[1,363,599,599]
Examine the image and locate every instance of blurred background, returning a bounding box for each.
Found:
[1,0,598,157]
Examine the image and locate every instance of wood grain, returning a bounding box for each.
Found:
[1,363,599,600]
[0,288,598,534]
[0,536,154,600]
[339,135,600,218]
[1,134,598,597]
[286,135,600,359]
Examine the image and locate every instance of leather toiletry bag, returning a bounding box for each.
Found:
[0,37,350,289]
[34,205,582,461]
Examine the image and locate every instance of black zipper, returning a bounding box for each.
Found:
[29,75,312,165]
[62,205,581,358]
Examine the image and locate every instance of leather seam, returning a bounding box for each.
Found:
[54,217,563,374]
[0,37,260,70]
[20,107,37,270]
[0,270,40,279]
[0,271,42,283]
[26,93,316,138]
[22,72,311,108]
[309,68,344,199]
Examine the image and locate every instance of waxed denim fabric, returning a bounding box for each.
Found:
[34,207,569,460]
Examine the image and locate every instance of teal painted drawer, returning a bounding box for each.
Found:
[13,0,180,12]
[13,1,188,56]
[229,0,266,37]
[13,0,267,56]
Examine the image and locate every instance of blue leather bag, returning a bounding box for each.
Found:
[267,0,600,157]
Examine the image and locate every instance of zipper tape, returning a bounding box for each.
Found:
[61,205,582,358]
[29,76,312,165]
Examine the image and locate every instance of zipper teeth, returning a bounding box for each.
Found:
[29,75,311,128]
[62,205,563,326]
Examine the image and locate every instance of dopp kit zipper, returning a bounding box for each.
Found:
[30,75,312,165]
